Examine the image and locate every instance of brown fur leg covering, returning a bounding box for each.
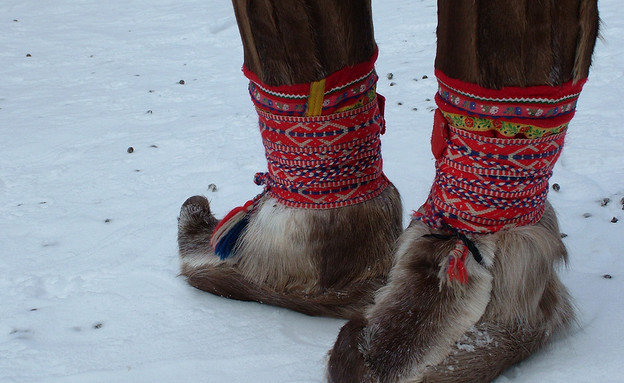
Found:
[177,0,402,319]
[178,186,402,319]
[421,204,573,382]
[421,323,548,383]
[328,223,496,382]
[327,314,369,383]
[327,204,574,382]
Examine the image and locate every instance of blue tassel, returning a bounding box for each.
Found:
[214,216,249,260]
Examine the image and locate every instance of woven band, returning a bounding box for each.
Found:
[416,71,586,234]
[254,100,388,208]
[244,50,381,116]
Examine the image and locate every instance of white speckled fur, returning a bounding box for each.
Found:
[235,197,319,292]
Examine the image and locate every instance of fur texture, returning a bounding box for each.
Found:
[178,185,402,319]
[231,0,376,86]
[435,0,599,88]
[327,203,574,382]
[420,204,574,382]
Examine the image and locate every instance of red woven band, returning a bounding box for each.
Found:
[241,53,388,209]
[254,101,389,208]
[416,72,586,234]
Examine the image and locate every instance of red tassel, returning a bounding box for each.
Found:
[446,240,470,284]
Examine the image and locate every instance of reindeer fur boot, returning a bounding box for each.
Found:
[327,203,572,383]
[178,53,402,319]
[328,0,599,376]
[327,58,591,380]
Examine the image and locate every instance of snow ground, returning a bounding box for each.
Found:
[0,1,622,382]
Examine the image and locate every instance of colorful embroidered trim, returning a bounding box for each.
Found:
[436,70,585,138]
[416,72,586,234]
[440,111,568,139]
[211,53,388,258]
[244,50,380,116]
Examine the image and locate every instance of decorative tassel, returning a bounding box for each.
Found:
[213,215,249,260]
[424,231,483,287]
[439,240,470,286]
[210,194,262,260]
[446,240,470,284]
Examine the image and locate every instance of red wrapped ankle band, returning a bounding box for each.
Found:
[254,101,388,209]
[416,71,586,235]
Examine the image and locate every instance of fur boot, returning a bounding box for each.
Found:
[327,202,573,382]
[178,186,402,319]
[178,0,403,319]
[327,0,598,378]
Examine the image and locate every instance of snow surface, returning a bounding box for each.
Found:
[1,1,622,382]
